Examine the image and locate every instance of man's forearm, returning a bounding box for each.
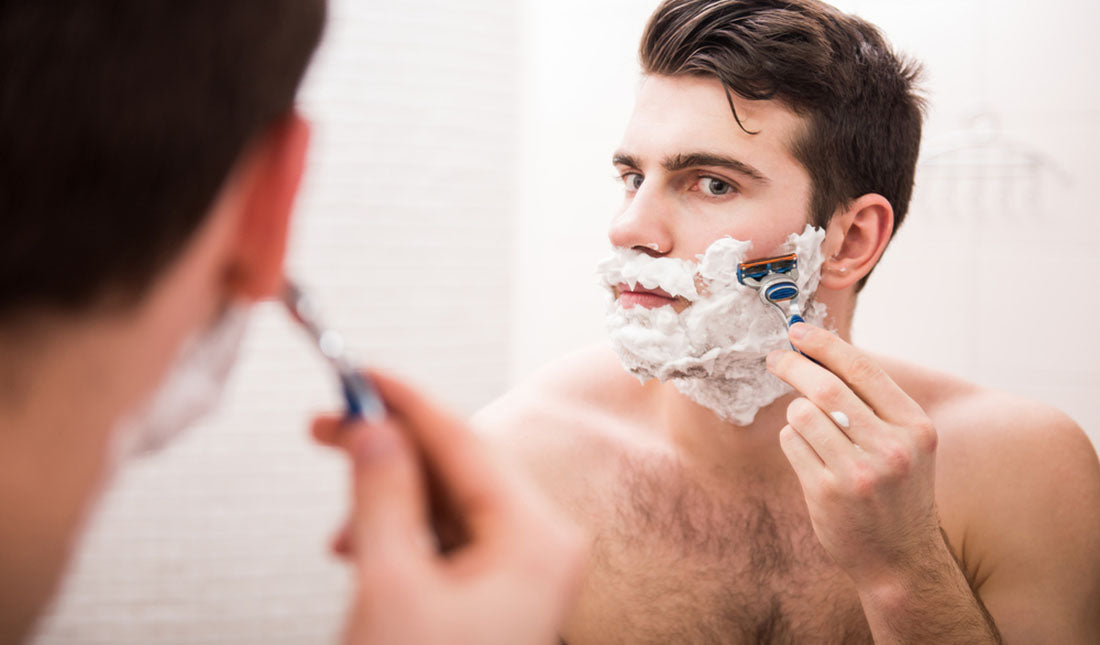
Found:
[856,532,1002,644]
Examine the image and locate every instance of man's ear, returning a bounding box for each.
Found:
[226,111,310,301]
[819,193,894,290]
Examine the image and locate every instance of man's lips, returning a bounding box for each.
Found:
[615,283,677,309]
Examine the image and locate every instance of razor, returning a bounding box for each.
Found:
[737,253,816,359]
[281,279,387,423]
[737,253,806,328]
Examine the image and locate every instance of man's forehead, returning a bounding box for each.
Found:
[619,74,805,167]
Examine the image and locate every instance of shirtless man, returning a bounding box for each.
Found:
[476,1,1100,642]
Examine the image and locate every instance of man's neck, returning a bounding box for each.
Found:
[657,304,855,483]
[660,384,798,482]
[0,321,133,643]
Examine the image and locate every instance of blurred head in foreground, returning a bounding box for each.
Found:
[0,2,324,639]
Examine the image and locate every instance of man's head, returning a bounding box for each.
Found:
[0,1,325,320]
[611,0,923,294]
[0,2,324,453]
[602,0,924,422]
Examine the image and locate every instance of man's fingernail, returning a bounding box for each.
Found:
[789,322,808,341]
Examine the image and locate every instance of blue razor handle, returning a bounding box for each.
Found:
[783,314,822,365]
[783,313,804,352]
[340,371,387,424]
[759,278,817,362]
[760,279,807,354]
[282,279,389,426]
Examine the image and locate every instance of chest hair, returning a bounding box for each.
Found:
[573,453,873,645]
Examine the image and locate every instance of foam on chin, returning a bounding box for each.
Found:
[597,224,828,426]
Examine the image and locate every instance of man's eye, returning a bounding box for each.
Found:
[698,176,734,196]
[622,173,644,192]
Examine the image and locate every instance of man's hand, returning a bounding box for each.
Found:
[767,323,1000,643]
[765,323,942,584]
[312,371,585,645]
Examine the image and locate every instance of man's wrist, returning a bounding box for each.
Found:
[849,526,955,592]
[850,531,1001,644]
[855,569,916,619]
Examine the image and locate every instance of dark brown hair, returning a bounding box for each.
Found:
[0,1,326,318]
[640,0,924,289]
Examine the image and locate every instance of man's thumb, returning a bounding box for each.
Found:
[348,419,431,578]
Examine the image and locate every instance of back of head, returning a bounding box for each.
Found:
[640,0,924,289]
[0,1,325,319]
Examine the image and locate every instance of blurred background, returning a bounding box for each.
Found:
[32,0,1099,642]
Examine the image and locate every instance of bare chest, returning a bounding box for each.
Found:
[563,456,873,645]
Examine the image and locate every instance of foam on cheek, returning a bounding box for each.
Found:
[597,224,828,426]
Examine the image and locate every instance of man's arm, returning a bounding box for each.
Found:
[951,404,1100,643]
[849,527,1002,643]
[767,323,1006,644]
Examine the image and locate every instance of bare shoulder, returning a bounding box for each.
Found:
[474,343,644,435]
[882,356,1099,509]
[472,343,652,509]
[880,355,1100,636]
[875,355,1097,478]
[927,374,1100,540]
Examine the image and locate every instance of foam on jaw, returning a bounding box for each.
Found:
[596,224,828,426]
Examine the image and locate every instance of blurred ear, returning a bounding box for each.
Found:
[819,193,894,290]
[226,111,310,301]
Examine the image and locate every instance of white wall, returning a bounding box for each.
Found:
[509,0,656,378]
[31,1,1100,643]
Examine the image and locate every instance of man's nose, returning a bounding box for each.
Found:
[608,186,673,255]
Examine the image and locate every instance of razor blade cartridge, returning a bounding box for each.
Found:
[737,253,798,288]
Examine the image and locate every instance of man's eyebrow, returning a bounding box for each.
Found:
[612,152,641,169]
[664,152,769,184]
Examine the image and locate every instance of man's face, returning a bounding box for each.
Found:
[610,74,814,309]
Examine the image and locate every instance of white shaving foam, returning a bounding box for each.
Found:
[597,224,828,426]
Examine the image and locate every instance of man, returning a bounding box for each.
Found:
[0,3,581,643]
[476,0,1100,642]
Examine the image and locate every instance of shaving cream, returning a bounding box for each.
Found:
[111,305,249,461]
[597,224,828,426]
